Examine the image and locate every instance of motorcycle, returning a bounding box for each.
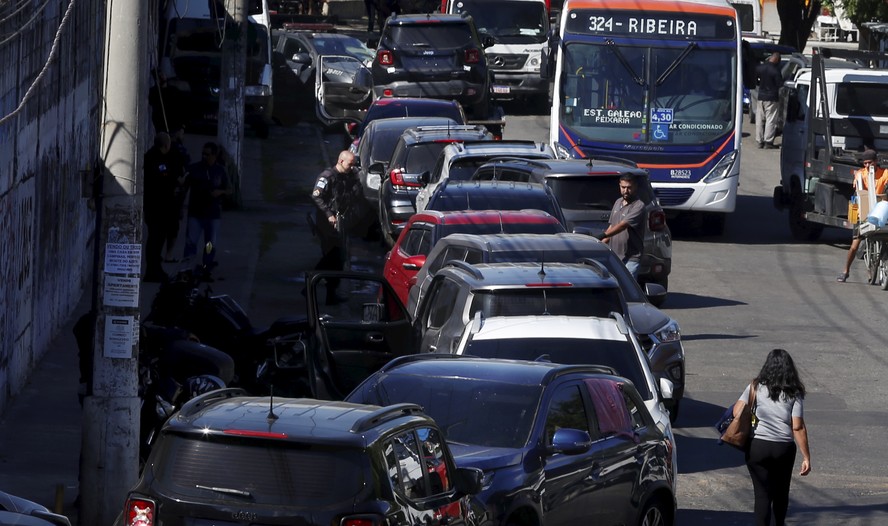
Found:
[144,262,312,397]
[137,323,234,462]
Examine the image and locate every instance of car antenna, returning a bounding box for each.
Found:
[267,387,279,422]
[539,257,550,315]
[498,211,504,233]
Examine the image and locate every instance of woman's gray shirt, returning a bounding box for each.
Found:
[740,383,803,442]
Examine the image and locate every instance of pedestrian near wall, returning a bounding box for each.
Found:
[143,132,185,282]
[182,142,232,278]
[734,348,811,526]
[755,52,782,149]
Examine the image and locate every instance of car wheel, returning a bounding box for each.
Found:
[638,497,673,526]
[379,193,396,248]
[787,189,823,241]
[648,278,667,307]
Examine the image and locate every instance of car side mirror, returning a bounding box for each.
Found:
[643,282,666,302]
[368,161,386,176]
[403,254,426,271]
[550,428,592,455]
[481,34,496,49]
[452,466,484,495]
[659,377,674,400]
[418,171,431,186]
[291,52,311,64]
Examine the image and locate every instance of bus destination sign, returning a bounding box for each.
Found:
[565,9,736,40]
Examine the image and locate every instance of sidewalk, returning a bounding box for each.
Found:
[0,121,335,524]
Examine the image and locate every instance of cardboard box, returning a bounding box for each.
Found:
[859,189,871,221]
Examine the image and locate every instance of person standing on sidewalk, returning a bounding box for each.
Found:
[143,132,185,282]
[182,142,231,276]
[755,52,782,149]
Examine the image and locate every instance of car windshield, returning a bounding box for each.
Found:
[152,435,371,506]
[464,337,652,399]
[469,288,624,317]
[357,373,543,448]
[451,0,547,41]
[312,35,373,61]
[489,250,646,302]
[545,176,655,210]
[834,83,888,117]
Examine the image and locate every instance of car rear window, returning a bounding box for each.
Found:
[405,143,451,173]
[390,24,474,50]
[438,221,564,238]
[357,373,543,449]
[151,436,371,506]
[465,337,652,400]
[369,128,411,163]
[545,176,655,210]
[469,288,624,318]
[430,189,560,218]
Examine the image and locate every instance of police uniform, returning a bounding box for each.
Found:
[311,164,367,271]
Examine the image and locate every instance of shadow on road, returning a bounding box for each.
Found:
[677,509,751,524]
[662,291,746,309]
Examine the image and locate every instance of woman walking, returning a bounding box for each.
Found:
[734,348,811,526]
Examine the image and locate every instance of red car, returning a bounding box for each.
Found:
[383,209,566,306]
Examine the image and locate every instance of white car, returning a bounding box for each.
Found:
[452,312,678,475]
[414,140,555,212]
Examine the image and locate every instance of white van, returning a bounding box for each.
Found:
[159,0,273,137]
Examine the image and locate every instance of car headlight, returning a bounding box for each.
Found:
[654,319,681,343]
[480,470,495,490]
[702,150,737,183]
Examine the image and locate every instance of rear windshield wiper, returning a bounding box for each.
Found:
[195,484,254,499]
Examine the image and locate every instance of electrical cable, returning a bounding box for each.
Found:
[0,0,76,127]
[0,0,55,48]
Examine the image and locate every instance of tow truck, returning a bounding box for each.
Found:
[773,47,888,240]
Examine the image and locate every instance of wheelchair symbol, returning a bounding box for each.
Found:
[653,124,669,140]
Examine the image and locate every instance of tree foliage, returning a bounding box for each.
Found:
[835,0,888,27]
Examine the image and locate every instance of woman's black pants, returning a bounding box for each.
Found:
[746,438,797,526]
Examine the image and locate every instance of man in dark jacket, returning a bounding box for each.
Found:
[310,150,370,303]
[144,132,185,282]
[182,142,231,276]
[755,52,782,149]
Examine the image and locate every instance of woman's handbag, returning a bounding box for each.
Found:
[717,382,758,451]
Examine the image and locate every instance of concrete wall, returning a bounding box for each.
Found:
[0,0,104,412]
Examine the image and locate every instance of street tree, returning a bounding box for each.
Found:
[777,0,822,51]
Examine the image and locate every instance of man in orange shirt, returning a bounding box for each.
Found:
[837,149,888,282]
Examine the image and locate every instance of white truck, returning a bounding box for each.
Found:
[441,0,551,109]
[773,48,888,240]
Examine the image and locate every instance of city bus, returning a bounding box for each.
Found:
[544,0,743,234]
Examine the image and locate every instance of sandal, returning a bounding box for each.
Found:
[836,272,849,282]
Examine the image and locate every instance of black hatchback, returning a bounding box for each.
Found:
[119,389,482,526]
[348,355,676,526]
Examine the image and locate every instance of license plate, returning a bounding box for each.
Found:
[492,85,510,94]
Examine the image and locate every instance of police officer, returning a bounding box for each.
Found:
[311,150,364,304]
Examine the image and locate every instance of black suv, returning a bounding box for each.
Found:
[347,354,676,526]
[377,124,494,246]
[119,389,482,526]
[470,157,672,294]
[371,13,495,118]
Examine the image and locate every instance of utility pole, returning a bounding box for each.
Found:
[217,0,246,207]
[80,0,147,521]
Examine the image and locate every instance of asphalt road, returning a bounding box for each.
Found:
[245,100,888,524]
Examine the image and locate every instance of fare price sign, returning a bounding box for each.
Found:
[565,9,736,40]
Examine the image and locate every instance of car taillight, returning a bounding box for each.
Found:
[124,496,156,526]
[377,49,394,66]
[649,210,667,231]
[464,48,480,64]
[390,168,421,187]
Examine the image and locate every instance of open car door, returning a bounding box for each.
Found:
[306,271,416,400]
[315,55,373,127]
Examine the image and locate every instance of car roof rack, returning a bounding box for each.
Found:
[350,403,425,433]
[178,388,249,418]
[576,257,611,279]
[441,259,484,279]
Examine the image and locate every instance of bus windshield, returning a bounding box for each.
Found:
[559,42,736,145]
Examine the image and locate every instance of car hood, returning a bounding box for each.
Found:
[627,301,670,334]
[448,443,525,471]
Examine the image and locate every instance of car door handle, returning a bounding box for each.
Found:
[367,333,384,343]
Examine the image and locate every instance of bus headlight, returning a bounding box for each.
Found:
[702,150,737,183]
